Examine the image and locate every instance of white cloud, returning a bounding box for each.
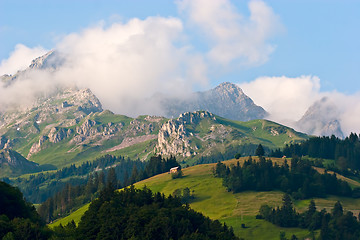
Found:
[329,92,360,136]
[239,76,360,136]
[0,16,211,116]
[177,0,282,65]
[239,76,322,121]
[0,44,47,76]
[47,17,208,117]
[0,0,284,117]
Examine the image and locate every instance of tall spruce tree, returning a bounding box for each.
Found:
[255,144,265,157]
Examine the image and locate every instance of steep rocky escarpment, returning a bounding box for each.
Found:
[156,111,222,157]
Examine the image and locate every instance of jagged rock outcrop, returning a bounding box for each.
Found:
[28,51,59,69]
[76,119,97,136]
[297,97,344,138]
[74,88,103,114]
[0,86,103,153]
[48,127,72,143]
[156,111,216,157]
[0,51,63,87]
[162,82,268,121]
[28,136,48,158]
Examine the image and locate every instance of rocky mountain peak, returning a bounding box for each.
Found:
[156,110,220,157]
[213,82,245,96]
[162,82,268,121]
[29,50,55,69]
[297,97,344,138]
[178,111,216,124]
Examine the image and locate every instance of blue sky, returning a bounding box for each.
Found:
[0,0,360,134]
[1,0,359,93]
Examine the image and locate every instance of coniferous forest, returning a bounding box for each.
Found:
[37,155,180,223]
[0,180,240,240]
[0,181,51,240]
[53,185,240,240]
[271,133,360,172]
[257,194,360,240]
[214,156,358,199]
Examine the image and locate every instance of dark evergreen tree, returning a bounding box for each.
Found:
[255,144,265,157]
[0,181,51,239]
[72,186,240,240]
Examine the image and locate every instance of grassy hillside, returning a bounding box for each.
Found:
[17,111,165,170]
[156,112,309,166]
[216,117,308,148]
[50,157,360,239]
[133,158,311,240]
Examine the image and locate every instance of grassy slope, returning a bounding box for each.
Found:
[50,203,90,228]
[215,117,308,148]
[21,111,164,170]
[133,158,311,240]
[50,157,360,239]
[5,109,309,179]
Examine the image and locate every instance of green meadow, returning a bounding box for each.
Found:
[49,157,360,239]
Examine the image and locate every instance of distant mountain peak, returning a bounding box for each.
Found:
[297,97,344,138]
[215,82,243,92]
[29,50,55,69]
[29,50,64,70]
[162,82,268,121]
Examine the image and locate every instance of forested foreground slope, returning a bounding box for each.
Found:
[51,157,360,239]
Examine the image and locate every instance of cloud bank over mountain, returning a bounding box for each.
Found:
[0,0,280,117]
[240,76,360,136]
[0,0,358,136]
[0,44,47,76]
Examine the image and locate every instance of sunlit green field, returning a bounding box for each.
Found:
[50,157,360,239]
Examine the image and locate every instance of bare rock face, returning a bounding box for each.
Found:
[74,89,103,114]
[48,127,69,143]
[162,82,268,121]
[297,97,344,138]
[129,120,154,135]
[76,119,97,136]
[156,111,216,157]
[27,136,48,158]
[28,51,58,69]
[0,86,103,154]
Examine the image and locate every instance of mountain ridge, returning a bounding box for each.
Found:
[162,82,268,121]
[0,148,41,176]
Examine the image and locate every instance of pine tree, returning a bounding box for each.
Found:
[332,201,343,218]
[106,168,117,189]
[255,144,265,157]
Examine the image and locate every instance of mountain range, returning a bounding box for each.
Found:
[1,51,344,137]
[161,82,268,121]
[0,51,345,176]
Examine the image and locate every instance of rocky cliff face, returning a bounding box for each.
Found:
[0,86,104,159]
[162,82,268,121]
[156,111,216,157]
[297,97,344,138]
